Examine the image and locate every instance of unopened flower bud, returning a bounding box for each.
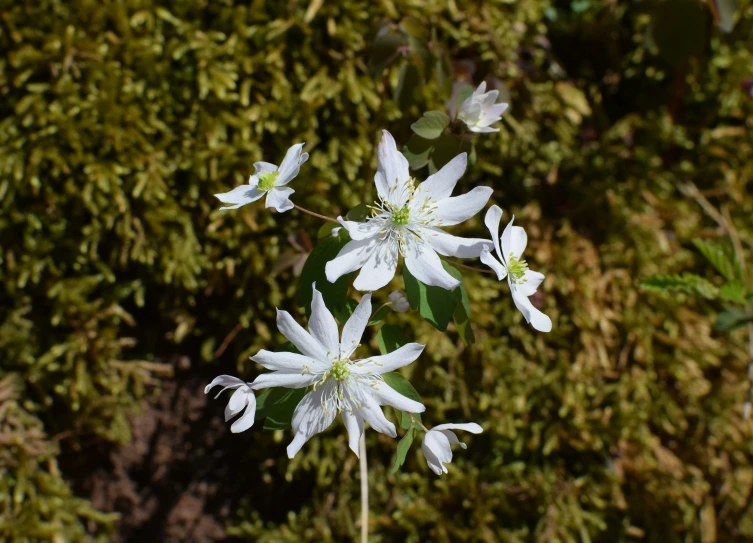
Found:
[388,290,410,313]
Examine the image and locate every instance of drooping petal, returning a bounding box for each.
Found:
[250,349,326,372]
[204,375,245,395]
[341,409,364,457]
[375,130,410,203]
[433,186,493,226]
[287,385,337,458]
[214,185,265,210]
[370,381,425,413]
[253,161,278,174]
[309,285,340,356]
[432,422,483,434]
[480,248,507,281]
[422,430,452,475]
[250,371,318,390]
[276,143,306,185]
[325,238,379,283]
[226,387,250,420]
[337,217,381,241]
[230,399,257,433]
[414,153,467,203]
[500,215,528,261]
[352,240,398,292]
[517,270,545,297]
[510,289,552,333]
[484,205,503,260]
[276,310,328,361]
[265,187,295,213]
[358,393,396,437]
[403,241,460,290]
[340,292,372,359]
[352,343,425,375]
[422,227,492,258]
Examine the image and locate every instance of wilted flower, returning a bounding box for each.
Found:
[204,375,257,433]
[421,422,482,475]
[327,130,492,291]
[387,290,410,313]
[215,143,309,212]
[457,82,509,133]
[480,205,552,332]
[249,284,426,458]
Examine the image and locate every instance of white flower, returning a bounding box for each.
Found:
[248,284,426,458]
[387,290,410,313]
[215,143,309,213]
[326,130,492,291]
[421,422,482,475]
[457,82,509,134]
[204,375,257,433]
[480,205,552,332]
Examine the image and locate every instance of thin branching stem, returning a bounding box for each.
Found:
[359,434,368,543]
[442,257,495,275]
[293,203,339,223]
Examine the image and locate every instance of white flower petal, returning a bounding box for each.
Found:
[468,125,499,134]
[250,371,318,389]
[337,217,382,241]
[422,227,492,258]
[433,186,493,226]
[287,385,337,458]
[414,153,467,203]
[484,205,503,260]
[309,285,340,356]
[215,185,265,210]
[265,187,295,213]
[352,343,425,375]
[358,393,396,437]
[376,130,410,202]
[276,309,328,361]
[370,381,425,413]
[475,81,487,95]
[480,248,507,281]
[226,387,250,417]
[253,161,278,174]
[352,240,398,292]
[340,292,372,359]
[276,143,306,185]
[511,289,552,333]
[404,242,460,290]
[325,238,379,283]
[422,430,452,475]
[230,400,257,433]
[341,409,364,457]
[500,215,527,260]
[433,422,483,434]
[204,375,245,395]
[250,349,326,372]
[517,270,545,297]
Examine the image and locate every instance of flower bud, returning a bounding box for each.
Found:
[388,290,410,313]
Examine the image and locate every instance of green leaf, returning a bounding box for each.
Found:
[377,324,410,355]
[255,387,307,430]
[297,234,352,316]
[403,135,434,170]
[410,111,450,140]
[715,309,753,332]
[403,261,460,331]
[639,273,719,299]
[692,239,740,282]
[720,282,746,303]
[368,305,390,327]
[331,298,359,324]
[452,272,475,346]
[346,203,370,222]
[390,426,416,474]
[429,133,461,172]
[367,24,407,77]
[395,62,420,108]
[317,221,339,240]
[382,372,424,429]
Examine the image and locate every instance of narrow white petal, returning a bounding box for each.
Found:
[475,81,487,94]
[484,205,503,260]
[422,441,447,475]
[480,248,507,281]
[205,375,245,395]
[433,186,493,226]
[414,153,467,202]
[265,187,295,213]
[325,238,379,283]
[250,349,326,372]
[250,371,318,389]
[468,125,499,134]
[230,402,256,433]
[309,285,340,356]
[340,292,372,359]
[253,162,278,174]
[432,422,483,434]
[500,215,528,260]
[517,270,545,297]
[352,343,424,375]
[404,242,460,290]
[422,227,492,258]
[287,385,337,458]
[359,393,396,437]
[341,409,364,457]
[276,309,329,361]
[376,130,410,201]
[369,381,425,413]
[337,217,382,241]
[422,430,452,475]
[227,387,250,417]
[215,185,265,210]
[276,143,306,185]
[511,289,552,333]
[352,240,398,292]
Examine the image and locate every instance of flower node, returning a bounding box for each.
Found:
[391,205,411,226]
[329,358,351,382]
[257,171,279,191]
[507,255,529,283]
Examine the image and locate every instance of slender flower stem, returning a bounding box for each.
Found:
[409,412,429,432]
[293,203,339,224]
[359,433,368,543]
[442,257,495,275]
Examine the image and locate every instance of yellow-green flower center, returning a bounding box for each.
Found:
[392,205,410,226]
[329,358,351,382]
[507,255,529,283]
[257,171,279,191]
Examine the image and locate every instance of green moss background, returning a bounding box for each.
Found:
[2,0,753,541]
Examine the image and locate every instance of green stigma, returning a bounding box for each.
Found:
[329,359,351,382]
[507,255,529,283]
[392,205,410,226]
[257,171,279,191]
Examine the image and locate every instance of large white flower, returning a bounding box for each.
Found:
[326,130,492,291]
[421,422,482,475]
[457,82,509,134]
[215,143,309,213]
[249,285,426,458]
[480,205,552,332]
[204,375,257,433]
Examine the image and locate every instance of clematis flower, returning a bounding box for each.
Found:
[215,143,309,213]
[326,130,492,291]
[457,82,509,133]
[204,375,257,433]
[387,290,410,313]
[249,284,426,458]
[480,205,552,332]
[421,422,482,475]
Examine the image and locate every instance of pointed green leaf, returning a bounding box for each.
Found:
[720,282,746,303]
[390,426,416,474]
[403,261,461,331]
[297,233,352,316]
[255,387,307,430]
[715,309,753,332]
[403,135,434,169]
[376,324,410,355]
[640,273,719,299]
[382,372,424,430]
[410,111,450,140]
[692,239,740,282]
